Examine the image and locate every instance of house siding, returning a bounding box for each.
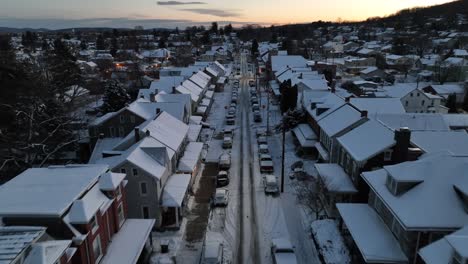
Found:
[89,109,146,143]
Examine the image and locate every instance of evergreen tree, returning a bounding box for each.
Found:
[96,34,106,50]
[101,80,131,113]
[446,93,458,113]
[211,22,218,34]
[110,36,118,57]
[158,37,167,49]
[251,39,259,56]
[224,24,233,35]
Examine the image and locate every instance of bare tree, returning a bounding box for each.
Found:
[293,176,328,219]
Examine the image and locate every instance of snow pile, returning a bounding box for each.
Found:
[310,219,350,264]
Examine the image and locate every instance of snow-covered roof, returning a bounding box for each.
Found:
[271,55,308,72]
[147,76,185,94]
[362,154,468,229]
[360,66,379,74]
[318,104,363,137]
[177,142,203,173]
[24,240,72,264]
[67,183,113,224]
[303,92,345,121]
[0,165,108,217]
[349,98,406,115]
[375,113,450,132]
[127,101,185,122]
[411,131,468,156]
[419,233,454,264]
[427,84,464,95]
[337,203,408,263]
[298,79,329,91]
[162,174,191,207]
[89,138,124,164]
[443,114,468,128]
[292,124,317,148]
[315,164,357,193]
[337,120,395,162]
[99,172,126,191]
[0,226,46,263]
[114,111,188,153]
[101,219,155,264]
[453,49,468,57]
[187,124,202,142]
[382,83,420,98]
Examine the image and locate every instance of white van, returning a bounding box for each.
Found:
[264,175,279,194]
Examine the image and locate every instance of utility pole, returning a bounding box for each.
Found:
[280,117,286,193]
[266,83,270,135]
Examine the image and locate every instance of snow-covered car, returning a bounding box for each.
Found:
[222,136,232,149]
[217,170,230,187]
[254,111,262,122]
[257,136,267,145]
[219,153,231,169]
[252,103,260,111]
[213,189,229,207]
[258,144,269,154]
[226,118,235,125]
[271,238,298,264]
[256,128,266,138]
[260,154,274,173]
[264,175,279,194]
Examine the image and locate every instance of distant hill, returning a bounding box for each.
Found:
[0,26,173,34]
[380,0,468,21]
[0,27,50,33]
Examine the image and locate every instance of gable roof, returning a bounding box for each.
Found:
[0,165,108,217]
[350,98,406,115]
[271,55,308,72]
[375,113,450,132]
[337,120,395,162]
[318,104,363,137]
[411,131,468,156]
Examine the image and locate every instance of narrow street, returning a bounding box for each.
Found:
[236,53,261,264]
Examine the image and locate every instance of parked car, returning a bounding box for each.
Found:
[249,80,255,87]
[226,118,235,125]
[231,96,238,103]
[260,156,274,173]
[254,111,262,122]
[219,153,231,169]
[226,113,235,120]
[264,175,279,194]
[289,167,305,179]
[252,103,260,111]
[256,128,266,138]
[213,189,229,206]
[230,102,237,108]
[223,127,234,138]
[257,136,267,145]
[217,170,230,187]
[271,238,298,264]
[258,144,269,154]
[200,240,224,264]
[223,136,232,149]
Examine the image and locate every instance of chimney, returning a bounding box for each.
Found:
[360,110,368,117]
[134,127,140,143]
[149,92,155,102]
[311,102,317,110]
[393,127,411,163]
[331,86,336,93]
[172,86,176,93]
[156,108,161,115]
[345,96,351,103]
[145,130,151,137]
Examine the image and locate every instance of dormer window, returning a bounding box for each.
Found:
[454,185,468,213]
[386,174,423,196]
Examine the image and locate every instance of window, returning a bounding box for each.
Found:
[115,185,122,199]
[120,115,125,123]
[119,127,125,137]
[410,93,413,97]
[421,100,425,106]
[90,216,99,234]
[117,203,125,227]
[140,182,148,196]
[130,116,136,123]
[92,235,102,262]
[405,100,409,106]
[132,168,138,176]
[109,127,116,137]
[384,150,393,161]
[416,92,420,97]
[120,168,126,174]
[142,206,150,219]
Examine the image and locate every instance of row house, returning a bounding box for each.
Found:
[90,111,200,228]
[88,99,188,143]
[337,153,468,264]
[419,225,468,264]
[0,165,155,264]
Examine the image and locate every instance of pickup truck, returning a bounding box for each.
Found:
[271,238,298,264]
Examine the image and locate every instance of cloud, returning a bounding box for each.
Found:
[157,1,206,5]
[180,8,242,17]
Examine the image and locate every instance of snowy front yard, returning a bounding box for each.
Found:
[310,219,350,264]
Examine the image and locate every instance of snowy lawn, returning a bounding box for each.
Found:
[310,219,350,264]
